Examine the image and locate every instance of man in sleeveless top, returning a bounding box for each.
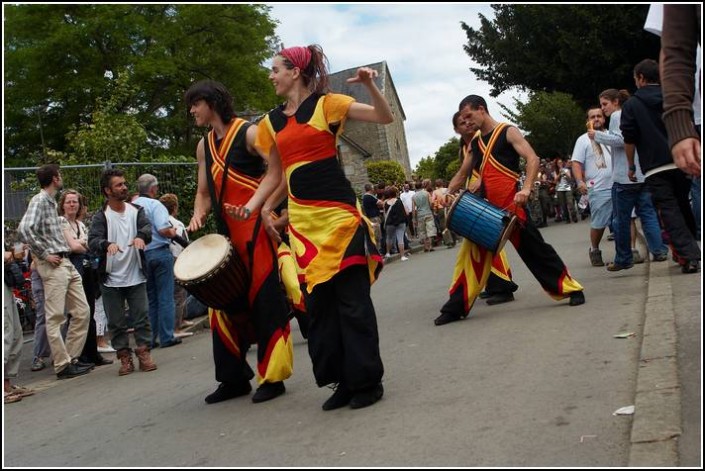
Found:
[185,80,294,404]
[435,96,585,326]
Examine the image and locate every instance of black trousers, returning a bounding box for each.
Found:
[646,169,700,264]
[304,265,384,390]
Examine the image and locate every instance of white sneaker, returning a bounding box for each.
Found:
[97,345,116,353]
[175,331,194,338]
[401,256,409,261]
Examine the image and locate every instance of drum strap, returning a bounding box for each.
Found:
[204,136,238,238]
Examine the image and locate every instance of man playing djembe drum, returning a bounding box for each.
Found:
[435,95,585,326]
[185,80,293,404]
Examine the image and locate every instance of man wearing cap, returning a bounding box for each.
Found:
[133,173,181,348]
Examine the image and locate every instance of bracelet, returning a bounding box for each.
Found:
[628,165,636,171]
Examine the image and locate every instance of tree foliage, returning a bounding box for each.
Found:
[462,5,660,108]
[414,156,436,181]
[65,71,148,164]
[365,160,406,186]
[4,4,280,165]
[433,137,462,182]
[499,91,586,159]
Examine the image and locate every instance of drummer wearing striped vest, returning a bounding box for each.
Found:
[448,111,519,312]
[185,80,293,404]
[435,96,585,326]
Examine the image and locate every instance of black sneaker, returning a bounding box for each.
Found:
[485,293,515,306]
[322,384,353,411]
[205,381,252,404]
[251,381,286,403]
[56,363,92,380]
[434,312,462,326]
[569,291,586,306]
[72,358,95,369]
[682,260,700,274]
[350,383,384,409]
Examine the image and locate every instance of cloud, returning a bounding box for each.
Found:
[268,3,526,168]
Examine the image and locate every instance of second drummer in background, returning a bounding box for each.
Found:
[435,95,585,327]
[185,80,293,405]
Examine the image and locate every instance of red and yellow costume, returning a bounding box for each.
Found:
[205,118,293,386]
[441,124,583,319]
[256,93,384,389]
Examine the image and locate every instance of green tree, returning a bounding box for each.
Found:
[414,156,436,181]
[499,91,586,159]
[462,5,660,108]
[66,71,148,164]
[433,137,461,182]
[365,160,406,186]
[4,4,279,164]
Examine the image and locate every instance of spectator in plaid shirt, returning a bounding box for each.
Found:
[18,164,92,380]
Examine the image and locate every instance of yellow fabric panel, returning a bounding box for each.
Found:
[278,242,304,310]
[449,238,493,301]
[490,249,512,281]
[288,197,360,292]
[258,335,294,384]
[322,93,355,133]
[254,115,276,156]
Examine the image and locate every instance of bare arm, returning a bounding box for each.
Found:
[447,147,475,194]
[62,224,87,254]
[506,126,539,207]
[188,138,212,232]
[345,67,394,124]
[230,125,283,219]
[572,161,587,195]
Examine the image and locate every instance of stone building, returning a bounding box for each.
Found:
[328,61,411,192]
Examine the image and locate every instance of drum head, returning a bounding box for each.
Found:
[174,233,231,282]
[445,189,468,231]
[496,215,518,253]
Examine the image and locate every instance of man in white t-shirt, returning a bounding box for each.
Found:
[88,168,157,376]
[399,183,416,238]
[572,107,613,267]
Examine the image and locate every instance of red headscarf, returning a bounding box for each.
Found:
[280,46,311,70]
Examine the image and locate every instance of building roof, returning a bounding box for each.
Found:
[328,61,406,120]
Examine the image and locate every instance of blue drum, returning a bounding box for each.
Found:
[446,190,518,253]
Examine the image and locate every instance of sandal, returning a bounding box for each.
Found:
[10,385,35,397]
[4,392,23,404]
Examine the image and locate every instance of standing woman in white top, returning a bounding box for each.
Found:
[58,190,113,366]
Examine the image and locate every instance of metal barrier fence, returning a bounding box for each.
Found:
[4,161,199,231]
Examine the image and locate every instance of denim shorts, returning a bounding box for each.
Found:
[588,188,613,229]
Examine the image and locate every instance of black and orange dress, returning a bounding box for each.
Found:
[256,93,384,390]
[204,117,293,387]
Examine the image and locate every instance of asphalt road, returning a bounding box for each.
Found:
[3,219,700,467]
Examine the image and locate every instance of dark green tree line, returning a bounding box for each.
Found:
[4,4,280,166]
[462,4,661,108]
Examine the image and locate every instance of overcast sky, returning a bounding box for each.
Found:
[267,3,527,170]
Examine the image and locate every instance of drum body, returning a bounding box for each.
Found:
[173,234,249,310]
[446,190,518,253]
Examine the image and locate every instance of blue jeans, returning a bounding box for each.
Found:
[613,183,668,265]
[691,176,701,239]
[30,268,51,360]
[144,246,176,346]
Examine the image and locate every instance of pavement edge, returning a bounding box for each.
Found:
[628,259,681,466]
